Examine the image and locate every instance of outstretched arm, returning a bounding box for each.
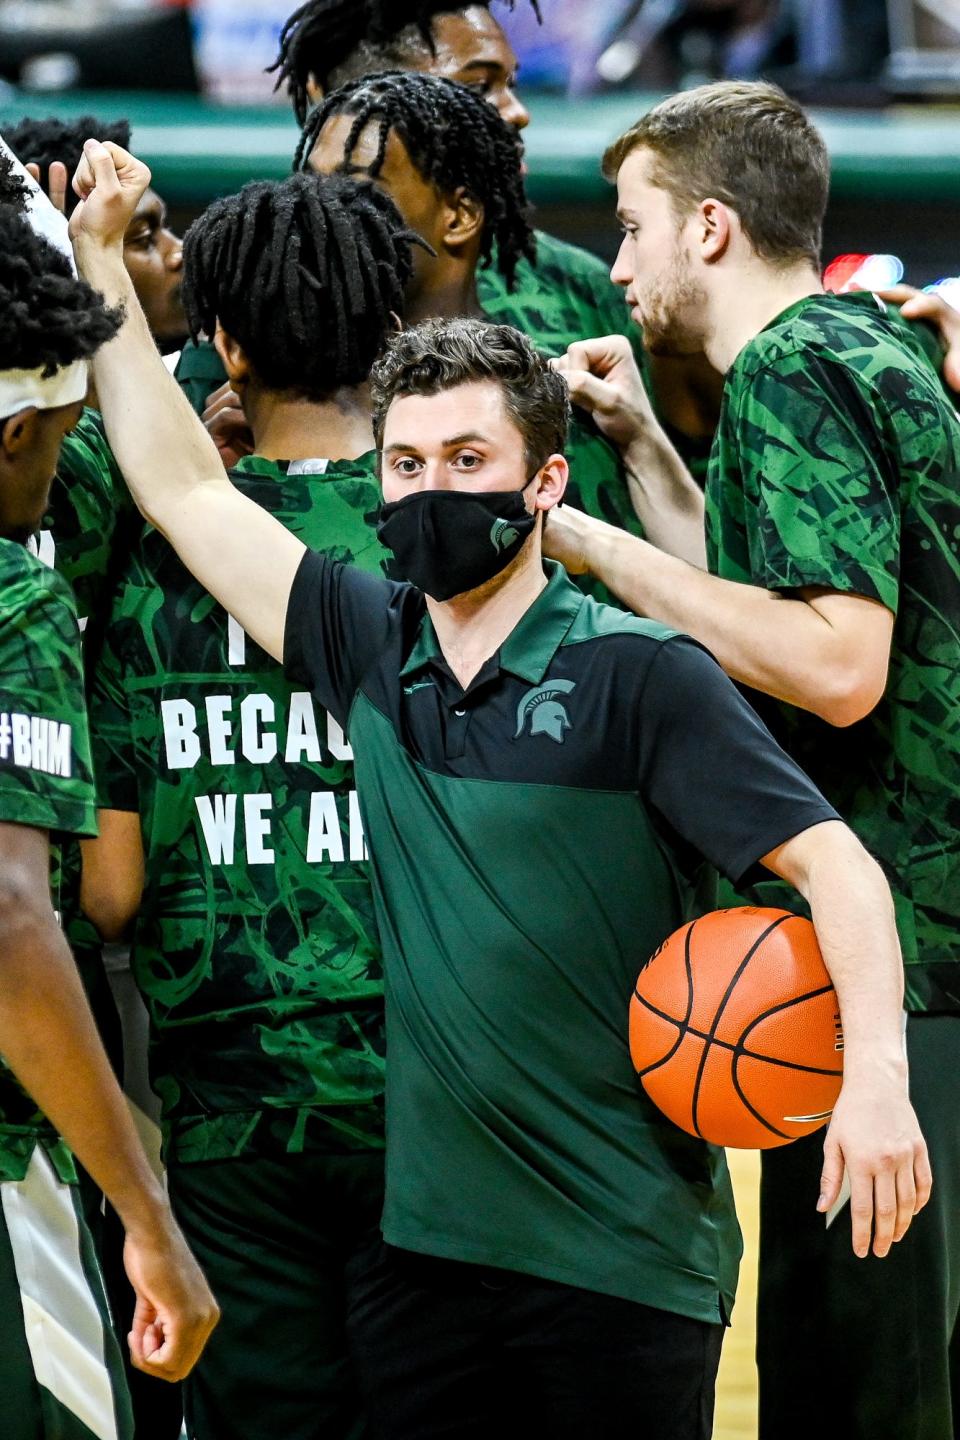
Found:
[545,507,893,727]
[69,140,304,663]
[762,821,930,1257]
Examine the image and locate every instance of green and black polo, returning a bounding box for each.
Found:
[284,558,838,1324]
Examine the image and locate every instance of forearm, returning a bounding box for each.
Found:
[795,830,906,1077]
[0,909,167,1234]
[73,240,224,530]
[622,431,707,569]
[579,521,848,715]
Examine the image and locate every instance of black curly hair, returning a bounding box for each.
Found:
[0,207,122,380]
[3,116,131,217]
[0,149,28,211]
[294,70,534,290]
[181,172,426,400]
[270,0,540,126]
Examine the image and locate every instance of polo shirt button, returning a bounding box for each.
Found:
[454,708,466,717]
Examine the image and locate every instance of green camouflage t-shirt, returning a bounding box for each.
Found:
[39,408,140,643]
[35,408,140,1022]
[707,291,960,1013]
[0,540,98,1181]
[479,229,646,581]
[90,454,389,1163]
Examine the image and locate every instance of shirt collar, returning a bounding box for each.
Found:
[399,563,585,684]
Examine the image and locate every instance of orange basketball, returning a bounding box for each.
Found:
[629,907,844,1148]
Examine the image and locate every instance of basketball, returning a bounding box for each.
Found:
[630,908,844,1149]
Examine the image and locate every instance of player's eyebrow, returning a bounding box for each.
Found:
[616,207,640,223]
[442,431,490,448]
[458,58,516,80]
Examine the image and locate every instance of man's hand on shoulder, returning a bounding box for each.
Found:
[69,139,150,254]
[877,282,960,394]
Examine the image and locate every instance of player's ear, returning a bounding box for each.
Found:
[699,199,731,265]
[443,186,484,257]
[0,408,40,460]
[213,324,251,387]
[531,454,569,512]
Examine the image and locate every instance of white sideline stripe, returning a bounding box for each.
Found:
[1,1149,119,1440]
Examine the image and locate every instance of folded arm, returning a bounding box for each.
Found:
[762,821,930,1257]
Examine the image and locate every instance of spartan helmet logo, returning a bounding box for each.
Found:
[514,680,576,744]
[490,517,520,553]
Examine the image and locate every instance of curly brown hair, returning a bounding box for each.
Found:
[371,317,570,472]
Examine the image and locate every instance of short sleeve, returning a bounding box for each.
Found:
[88,613,138,814]
[44,408,138,635]
[283,549,405,729]
[0,566,97,837]
[735,355,900,612]
[637,637,839,885]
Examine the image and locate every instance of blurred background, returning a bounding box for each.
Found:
[1,0,959,280]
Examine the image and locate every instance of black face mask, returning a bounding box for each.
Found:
[376,481,538,601]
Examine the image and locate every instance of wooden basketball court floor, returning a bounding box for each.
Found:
[715,1148,762,1439]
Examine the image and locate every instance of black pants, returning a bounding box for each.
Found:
[347,1243,724,1439]
[168,1150,385,1440]
[758,1015,960,1440]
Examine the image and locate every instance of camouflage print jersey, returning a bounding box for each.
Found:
[34,408,140,1019]
[479,229,646,600]
[89,454,390,1164]
[707,291,960,1013]
[38,408,140,645]
[0,540,98,1182]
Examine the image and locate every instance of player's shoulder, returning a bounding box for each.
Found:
[736,292,927,384]
[230,452,385,570]
[529,229,612,284]
[56,406,121,488]
[564,593,684,652]
[0,539,77,627]
[561,596,726,706]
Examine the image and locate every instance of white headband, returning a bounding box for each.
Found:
[0,134,89,420]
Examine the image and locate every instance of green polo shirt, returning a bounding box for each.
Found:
[284,556,838,1323]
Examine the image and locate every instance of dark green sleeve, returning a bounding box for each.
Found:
[44,408,136,632]
[733,354,900,612]
[88,606,139,814]
[0,559,97,837]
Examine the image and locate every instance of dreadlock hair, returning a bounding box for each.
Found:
[271,0,540,126]
[0,150,28,211]
[294,71,534,290]
[181,172,426,401]
[0,207,122,378]
[3,116,131,217]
